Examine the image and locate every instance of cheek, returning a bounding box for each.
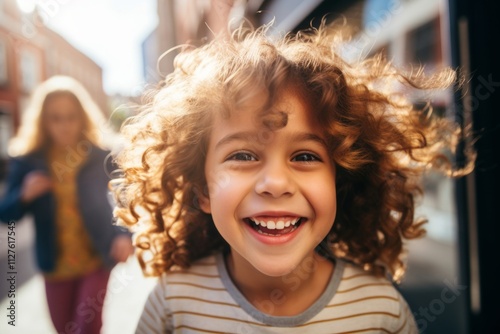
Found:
[303,172,337,223]
[204,167,254,229]
[71,121,84,135]
[206,171,244,214]
[205,167,232,199]
[206,183,240,240]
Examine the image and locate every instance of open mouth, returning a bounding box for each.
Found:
[244,217,306,237]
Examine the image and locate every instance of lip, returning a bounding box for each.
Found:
[242,211,306,245]
[246,211,302,218]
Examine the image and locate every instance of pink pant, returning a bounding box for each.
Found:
[44,267,111,334]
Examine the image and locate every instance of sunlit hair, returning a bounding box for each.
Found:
[114,23,475,281]
[9,75,110,156]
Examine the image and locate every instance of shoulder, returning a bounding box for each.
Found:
[338,261,397,296]
[11,150,45,166]
[328,260,417,333]
[6,151,46,175]
[158,255,222,295]
[136,255,225,333]
[6,156,27,172]
[154,254,233,313]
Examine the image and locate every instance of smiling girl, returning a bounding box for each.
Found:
[114,25,473,333]
[0,76,133,334]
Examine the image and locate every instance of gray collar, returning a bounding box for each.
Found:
[216,252,345,327]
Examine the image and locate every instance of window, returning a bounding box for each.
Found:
[0,111,11,159]
[406,16,442,65]
[0,39,8,86]
[19,48,41,92]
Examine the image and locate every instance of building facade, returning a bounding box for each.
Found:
[142,0,248,82]
[0,0,106,178]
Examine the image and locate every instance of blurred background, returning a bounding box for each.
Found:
[0,0,498,333]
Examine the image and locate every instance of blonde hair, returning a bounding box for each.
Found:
[114,24,475,280]
[9,75,110,156]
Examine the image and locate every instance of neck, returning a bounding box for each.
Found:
[225,250,334,316]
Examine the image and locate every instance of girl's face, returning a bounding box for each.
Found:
[43,94,84,148]
[201,89,337,277]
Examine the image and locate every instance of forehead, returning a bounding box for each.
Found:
[210,88,321,141]
[44,93,80,112]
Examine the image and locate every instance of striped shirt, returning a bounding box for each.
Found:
[136,253,417,333]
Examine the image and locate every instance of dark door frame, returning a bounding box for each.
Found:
[449,0,500,333]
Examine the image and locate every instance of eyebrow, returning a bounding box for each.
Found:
[215,131,327,149]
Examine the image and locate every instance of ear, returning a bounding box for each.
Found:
[194,186,211,214]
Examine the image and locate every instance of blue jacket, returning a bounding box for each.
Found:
[0,145,129,272]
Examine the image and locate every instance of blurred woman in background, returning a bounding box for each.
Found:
[0,75,133,334]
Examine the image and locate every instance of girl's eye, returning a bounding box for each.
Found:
[292,153,321,162]
[227,152,256,161]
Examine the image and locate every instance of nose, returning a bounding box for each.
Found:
[254,160,296,198]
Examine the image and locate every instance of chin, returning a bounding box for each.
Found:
[248,256,303,278]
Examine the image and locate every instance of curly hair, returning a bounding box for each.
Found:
[113,24,474,281]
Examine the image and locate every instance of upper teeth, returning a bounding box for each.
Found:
[249,217,300,230]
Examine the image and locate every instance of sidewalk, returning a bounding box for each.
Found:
[0,258,156,334]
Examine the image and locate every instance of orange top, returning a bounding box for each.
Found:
[44,146,102,281]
